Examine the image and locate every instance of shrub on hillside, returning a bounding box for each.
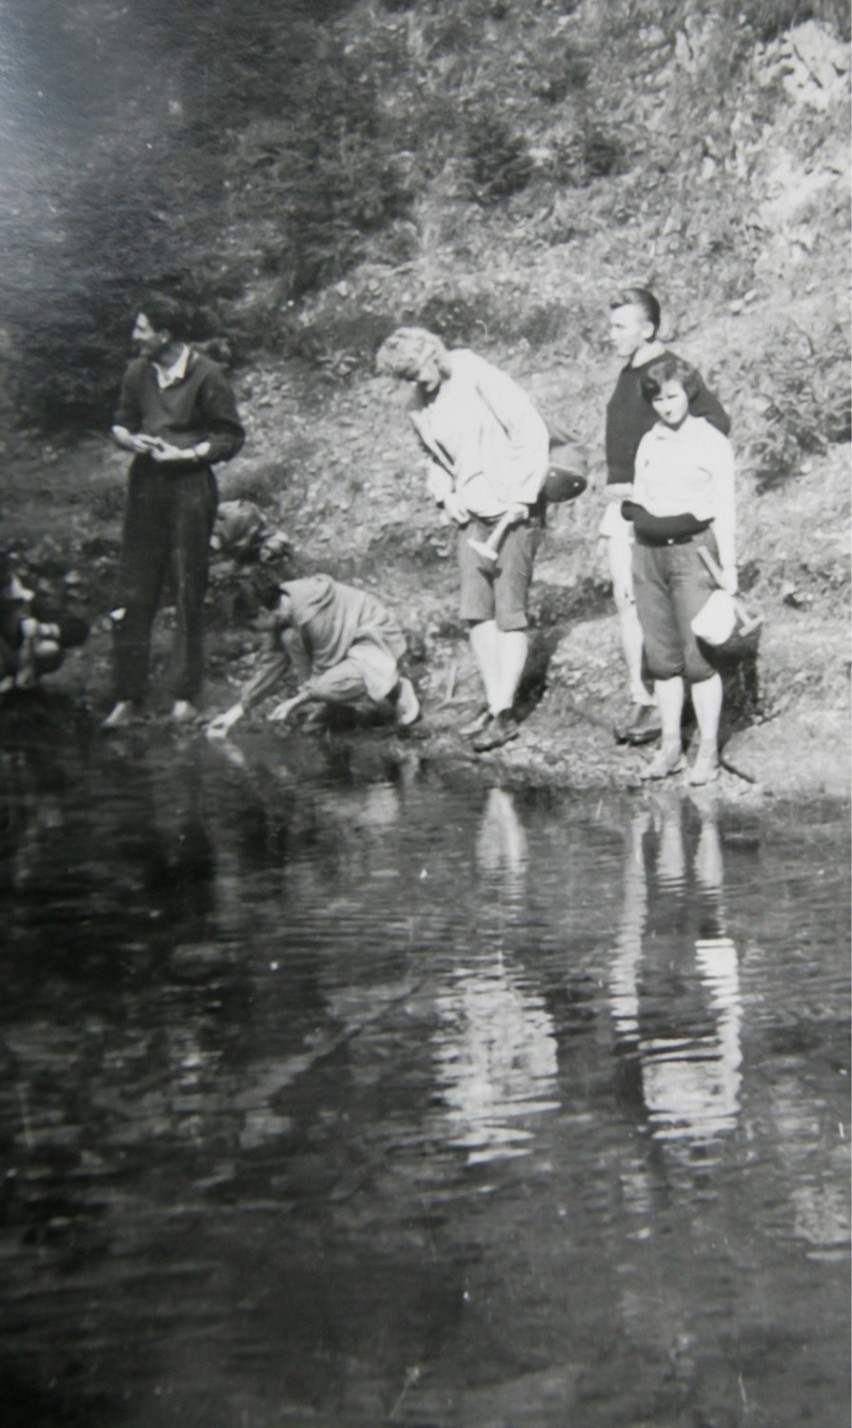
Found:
[466,113,534,204]
[725,0,851,40]
[751,321,851,490]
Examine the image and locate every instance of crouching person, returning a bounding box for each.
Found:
[206,574,420,738]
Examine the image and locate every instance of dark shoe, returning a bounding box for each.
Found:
[614,702,645,743]
[460,705,492,738]
[622,704,662,746]
[472,709,520,753]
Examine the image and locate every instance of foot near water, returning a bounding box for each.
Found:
[460,705,492,738]
[394,677,421,727]
[171,700,200,725]
[101,701,137,731]
[614,702,662,746]
[472,709,520,753]
[689,745,720,785]
[639,744,686,781]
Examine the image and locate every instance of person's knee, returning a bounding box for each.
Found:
[685,651,716,685]
[646,648,683,681]
[495,614,529,634]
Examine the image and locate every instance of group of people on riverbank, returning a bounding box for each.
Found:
[10,285,736,784]
[371,300,735,782]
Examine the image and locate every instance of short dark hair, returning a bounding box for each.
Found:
[134,292,215,341]
[257,575,286,611]
[610,286,661,337]
[640,354,702,403]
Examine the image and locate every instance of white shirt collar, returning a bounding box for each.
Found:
[152,344,191,390]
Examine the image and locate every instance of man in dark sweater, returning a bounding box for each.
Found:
[103,296,245,729]
[602,287,729,745]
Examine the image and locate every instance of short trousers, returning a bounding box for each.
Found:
[305,639,400,705]
[632,531,719,683]
[458,517,540,631]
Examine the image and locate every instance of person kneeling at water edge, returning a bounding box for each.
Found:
[624,356,737,786]
[206,575,420,738]
[376,327,548,753]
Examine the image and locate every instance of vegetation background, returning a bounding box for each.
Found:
[0,0,849,793]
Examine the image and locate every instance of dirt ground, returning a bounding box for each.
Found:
[2,411,849,810]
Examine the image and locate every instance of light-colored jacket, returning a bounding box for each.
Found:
[633,415,736,567]
[410,350,549,518]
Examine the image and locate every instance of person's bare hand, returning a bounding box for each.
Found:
[267,698,296,723]
[206,703,245,739]
[443,492,470,526]
[150,441,190,463]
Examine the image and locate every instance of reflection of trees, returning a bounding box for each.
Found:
[2,736,217,974]
[608,792,742,1148]
[433,788,560,1164]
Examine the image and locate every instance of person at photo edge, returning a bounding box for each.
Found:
[603,286,730,746]
[102,295,246,729]
[376,326,549,753]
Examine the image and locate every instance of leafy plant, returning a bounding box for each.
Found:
[724,0,851,40]
[466,113,534,204]
[751,322,851,491]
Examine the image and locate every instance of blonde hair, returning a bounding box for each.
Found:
[375,326,452,382]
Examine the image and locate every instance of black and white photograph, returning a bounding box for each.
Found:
[0,1,849,1424]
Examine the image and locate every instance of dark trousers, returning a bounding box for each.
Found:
[113,462,218,704]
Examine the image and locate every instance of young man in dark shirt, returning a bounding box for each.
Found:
[602,287,729,745]
[103,296,245,729]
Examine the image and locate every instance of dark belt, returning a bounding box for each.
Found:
[636,530,702,548]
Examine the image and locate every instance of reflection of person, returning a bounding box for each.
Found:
[604,288,729,747]
[207,575,420,737]
[608,793,742,1146]
[475,787,528,905]
[434,787,558,1163]
[376,327,549,752]
[103,295,246,730]
[625,356,737,786]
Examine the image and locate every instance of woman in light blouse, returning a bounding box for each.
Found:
[624,355,737,785]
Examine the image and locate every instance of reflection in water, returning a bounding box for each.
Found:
[609,791,742,1146]
[434,959,560,1164]
[0,723,848,1428]
[435,789,559,1164]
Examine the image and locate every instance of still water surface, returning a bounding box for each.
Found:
[1,718,849,1427]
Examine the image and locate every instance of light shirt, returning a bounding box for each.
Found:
[411,350,549,518]
[633,415,735,524]
[152,344,191,391]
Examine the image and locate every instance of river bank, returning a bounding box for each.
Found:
[1,414,848,806]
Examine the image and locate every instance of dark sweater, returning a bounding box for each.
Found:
[605,349,730,485]
[114,349,245,466]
